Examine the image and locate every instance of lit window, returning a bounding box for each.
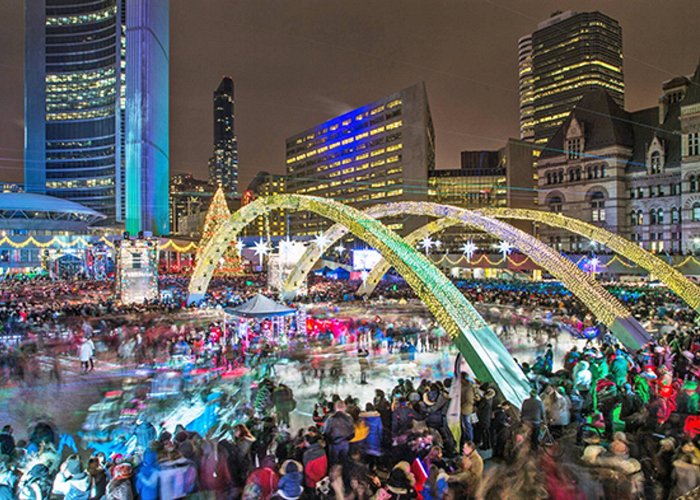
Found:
[567,139,581,159]
[688,132,700,156]
[694,202,700,222]
[590,192,605,222]
[548,196,562,213]
[650,151,662,174]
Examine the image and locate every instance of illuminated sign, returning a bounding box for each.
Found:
[115,238,159,304]
[352,249,382,270]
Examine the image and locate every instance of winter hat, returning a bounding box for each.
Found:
[423,391,438,406]
[613,431,629,444]
[581,444,605,464]
[65,455,86,478]
[281,459,302,475]
[111,463,133,481]
[660,438,676,451]
[387,468,411,494]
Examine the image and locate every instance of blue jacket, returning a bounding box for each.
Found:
[362,412,383,456]
[135,450,159,500]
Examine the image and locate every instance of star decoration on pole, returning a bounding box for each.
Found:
[419,236,434,254]
[252,238,271,266]
[461,240,478,261]
[278,237,293,258]
[335,243,346,256]
[313,232,330,251]
[497,240,513,261]
[234,240,244,255]
[589,256,600,274]
[360,269,369,283]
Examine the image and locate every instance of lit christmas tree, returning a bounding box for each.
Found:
[197,187,243,275]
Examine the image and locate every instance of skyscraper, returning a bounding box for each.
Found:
[517,35,534,142]
[521,10,624,147]
[124,0,170,235]
[24,0,169,235]
[208,77,239,195]
[285,82,434,236]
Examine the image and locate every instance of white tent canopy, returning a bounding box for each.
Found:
[225,293,296,318]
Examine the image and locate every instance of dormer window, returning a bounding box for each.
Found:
[650,152,661,173]
[567,138,582,159]
[565,118,584,160]
[647,136,665,175]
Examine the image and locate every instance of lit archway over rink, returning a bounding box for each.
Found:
[188,194,532,406]
[283,201,649,350]
[481,208,700,315]
[358,208,700,315]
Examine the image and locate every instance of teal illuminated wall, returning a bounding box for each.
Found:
[125,0,170,235]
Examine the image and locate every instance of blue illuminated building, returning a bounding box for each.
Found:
[24,0,169,235]
[286,82,435,236]
[125,0,170,235]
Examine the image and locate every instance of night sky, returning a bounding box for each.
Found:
[0,0,698,191]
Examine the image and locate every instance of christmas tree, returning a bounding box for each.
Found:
[197,187,243,275]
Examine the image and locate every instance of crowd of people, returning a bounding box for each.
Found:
[0,273,699,498]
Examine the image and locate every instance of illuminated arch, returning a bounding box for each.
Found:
[188,194,531,405]
[283,202,648,349]
[481,208,700,314]
[360,208,700,315]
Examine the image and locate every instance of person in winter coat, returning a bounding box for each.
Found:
[382,463,417,499]
[105,463,133,500]
[273,384,296,427]
[361,403,383,462]
[199,440,232,498]
[460,374,476,445]
[244,455,279,500]
[610,355,630,387]
[520,390,546,450]
[158,450,198,499]
[18,464,52,500]
[302,432,327,489]
[223,423,256,493]
[274,460,304,500]
[87,457,107,499]
[52,455,93,500]
[0,425,15,458]
[134,449,159,500]
[422,465,448,500]
[573,360,592,394]
[133,417,157,451]
[391,398,419,442]
[79,338,94,374]
[543,386,571,438]
[322,401,355,465]
[448,442,483,495]
[475,388,495,450]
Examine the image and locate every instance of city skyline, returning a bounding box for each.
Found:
[1,0,699,192]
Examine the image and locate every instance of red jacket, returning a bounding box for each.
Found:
[245,466,279,500]
[303,443,328,488]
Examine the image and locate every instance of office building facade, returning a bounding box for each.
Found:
[243,171,287,238]
[518,35,535,142]
[537,62,700,255]
[428,139,535,250]
[521,10,624,147]
[286,82,435,236]
[169,174,213,235]
[24,0,169,234]
[208,77,239,194]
